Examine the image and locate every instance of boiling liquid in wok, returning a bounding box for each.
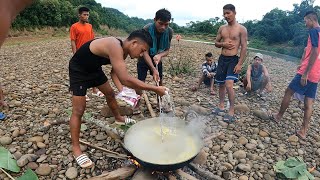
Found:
[125,125,200,165]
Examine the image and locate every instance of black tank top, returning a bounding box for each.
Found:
[70,38,123,73]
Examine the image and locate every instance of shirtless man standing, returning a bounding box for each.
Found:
[213,4,248,123]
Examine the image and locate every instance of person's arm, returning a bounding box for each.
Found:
[153,49,170,65]
[70,25,77,54]
[142,51,160,82]
[262,65,269,78]
[301,29,319,86]
[234,26,248,73]
[246,65,252,86]
[214,27,224,48]
[108,39,166,96]
[71,40,76,54]
[201,63,209,76]
[0,0,33,47]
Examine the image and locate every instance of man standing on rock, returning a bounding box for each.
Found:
[270,11,320,140]
[0,0,34,120]
[68,29,168,168]
[213,4,248,123]
[70,7,103,101]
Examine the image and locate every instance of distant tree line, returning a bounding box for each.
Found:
[12,0,153,33]
[11,0,320,58]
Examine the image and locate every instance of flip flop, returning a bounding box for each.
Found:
[267,112,280,124]
[92,91,105,97]
[296,130,306,140]
[212,107,224,115]
[210,91,216,95]
[115,117,136,125]
[190,86,198,92]
[0,112,6,120]
[74,154,94,168]
[85,95,90,102]
[223,114,236,123]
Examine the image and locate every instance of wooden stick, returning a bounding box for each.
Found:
[0,168,15,180]
[79,139,129,159]
[87,165,136,180]
[188,163,224,180]
[176,169,198,180]
[142,91,156,118]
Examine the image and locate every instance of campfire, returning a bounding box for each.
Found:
[81,92,223,180]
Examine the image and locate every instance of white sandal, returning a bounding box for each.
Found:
[115,117,136,125]
[92,91,104,97]
[74,154,94,168]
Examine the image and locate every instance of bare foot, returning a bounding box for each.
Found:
[268,112,281,123]
[296,130,306,140]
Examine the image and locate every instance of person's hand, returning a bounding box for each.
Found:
[155,86,168,96]
[246,84,251,91]
[153,54,162,65]
[152,69,160,83]
[223,40,236,50]
[297,65,301,71]
[300,74,308,86]
[234,63,242,74]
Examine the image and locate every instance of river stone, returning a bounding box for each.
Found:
[0,136,12,145]
[233,150,246,159]
[66,167,78,179]
[238,136,248,145]
[35,164,52,176]
[28,136,44,143]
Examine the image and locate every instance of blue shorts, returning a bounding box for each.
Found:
[215,55,239,84]
[288,74,318,99]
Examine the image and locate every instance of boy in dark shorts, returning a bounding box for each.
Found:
[213,4,248,123]
[270,11,320,140]
[69,29,168,169]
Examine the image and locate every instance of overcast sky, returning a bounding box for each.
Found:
[96,0,320,26]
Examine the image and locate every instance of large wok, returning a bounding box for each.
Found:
[123,116,203,172]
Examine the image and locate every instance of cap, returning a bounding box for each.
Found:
[254,53,263,60]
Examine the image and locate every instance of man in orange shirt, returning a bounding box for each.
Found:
[70,7,103,100]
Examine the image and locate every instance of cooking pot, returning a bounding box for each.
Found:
[123,115,203,172]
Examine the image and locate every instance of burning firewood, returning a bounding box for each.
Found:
[87,165,136,180]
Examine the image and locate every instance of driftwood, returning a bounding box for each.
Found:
[142,91,156,118]
[79,139,129,160]
[131,168,157,180]
[87,165,136,180]
[176,169,198,180]
[188,163,224,180]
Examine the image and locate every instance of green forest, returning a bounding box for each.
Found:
[12,0,320,58]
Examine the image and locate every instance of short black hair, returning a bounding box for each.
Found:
[127,29,153,48]
[155,8,171,22]
[223,4,236,12]
[205,52,213,57]
[79,7,90,14]
[304,10,318,21]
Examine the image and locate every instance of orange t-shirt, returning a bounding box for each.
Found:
[70,22,95,50]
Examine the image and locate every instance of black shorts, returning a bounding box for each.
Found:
[137,58,163,81]
[69,66,108,96]
[215,55,239,84]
